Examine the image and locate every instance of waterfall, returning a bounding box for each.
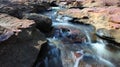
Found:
[41,6,117,67]
[84,30,92,43]
[74,55,83,67]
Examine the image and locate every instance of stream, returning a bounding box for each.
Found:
[33,7,119,67]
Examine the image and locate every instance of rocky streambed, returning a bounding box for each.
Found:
[38,7,120,67]
[0,0,120,67]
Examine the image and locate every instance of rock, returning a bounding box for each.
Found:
[0,13,46,67]
[109,29,120,43]
[53,26,86,51]
[57,0,120,8]
[0,26,14,42]
[96,28,113,44]
[81,0,120,7]
[50,1,58,7]
[96,28,111,37]
[33,42,63,67]
[0,0,40,3]
[0,3,32,19]
[58,8,82,18]
[24,13,52,33]
[58,6,120,29]
[58,6,120,47]
[0,2,51,18]
[96,28,120,48]
[29,2,50,13]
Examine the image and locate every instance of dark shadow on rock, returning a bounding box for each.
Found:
[68,17,90,25]
[0,2,51,19]
[0,15,46,67]
[24,13,53,33]
[50,1,58,7]
[32,42,63,67]
[69,6,86,10]
[0,28,46,67]
[96,34,120,48]
[30,2,51,13]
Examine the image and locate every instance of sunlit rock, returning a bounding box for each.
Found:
[24,13,52,33]
[0,13,46,67]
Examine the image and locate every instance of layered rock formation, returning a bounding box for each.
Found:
[0,1,51,19]
[81,0,120,7]
[0,13,47,67]
[58,5,120,44]
[0,1,55,66]
[24,13,52,33]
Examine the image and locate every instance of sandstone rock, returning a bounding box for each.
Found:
[109,29,120,43]
[0,13,46,67]
[58,6,120,47]
[24,13,52,33]
[58,8,82,18]
[58,6,120,29]
[81,0,120,7]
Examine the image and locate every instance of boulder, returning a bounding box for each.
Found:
[24,13,52,33]
[58,6,120,29]
[0,13,46,67]
[53,25,86,50]
[29,2,50,13]
[0,2,51,19]
[0,2,32,19]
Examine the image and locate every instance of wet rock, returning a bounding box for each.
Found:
[52,26,86,52]
[0,26,14,42]
[0,13,46,67]
[24,13,52,33]
[33,42,63,67]
[69,17,90,25]
[96,28,120,47]
[96,28,111,37]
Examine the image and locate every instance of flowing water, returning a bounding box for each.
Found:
[34,7,120,67]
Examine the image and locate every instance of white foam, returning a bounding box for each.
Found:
[74,55,83,67]
[91,43,111,58]
[52,7,61,10]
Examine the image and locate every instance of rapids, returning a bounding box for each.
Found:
[33,7,120,67]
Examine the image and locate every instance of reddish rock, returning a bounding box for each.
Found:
[109,14,120,23]
[24,13,52,33]
[54,26,86,44]
[0,13,34,42]
[81,0,120,7]
[0,13,46,67]
[59,6,120,29]
[74,52,82,58]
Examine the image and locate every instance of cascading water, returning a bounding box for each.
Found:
[35,7,118,67]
